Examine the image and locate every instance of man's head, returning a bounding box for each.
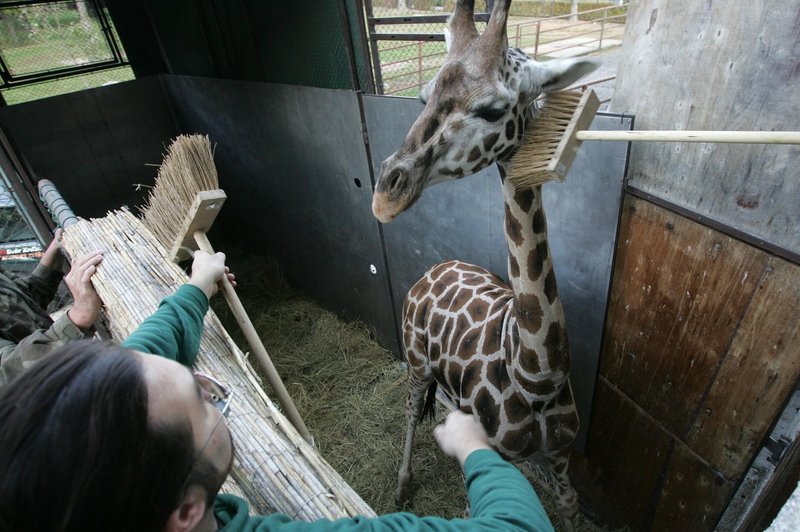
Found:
[0,339,233,532]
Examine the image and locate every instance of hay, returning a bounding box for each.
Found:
[208,232,615,530]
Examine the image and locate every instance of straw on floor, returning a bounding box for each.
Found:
[60,209,376,521]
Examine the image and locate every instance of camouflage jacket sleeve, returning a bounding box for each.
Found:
[5,263,63,311]
[0,313,91,386]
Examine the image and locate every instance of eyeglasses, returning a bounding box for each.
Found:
[194,372,234,455]
[194,371,234,418]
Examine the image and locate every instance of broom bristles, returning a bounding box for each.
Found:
[507,89,600,189]
[141,134,219,250]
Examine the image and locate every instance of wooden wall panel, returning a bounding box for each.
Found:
[612,0,800,255]
[650,444,736,530]
[575,194,800,530]
[600,196,768,435]
[687,257,800,478]
[571,379,673,530]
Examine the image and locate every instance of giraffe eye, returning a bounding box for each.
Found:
[475,107,506,122]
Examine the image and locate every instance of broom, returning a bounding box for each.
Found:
[141,134,314,445]
[507,89,800,189]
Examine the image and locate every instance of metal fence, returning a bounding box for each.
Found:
[365,0,627,96]
[0,0,133,106]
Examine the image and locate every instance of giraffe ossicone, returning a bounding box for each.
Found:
[372,1,598,530]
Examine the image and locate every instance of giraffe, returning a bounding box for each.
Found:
[371,1,597,529]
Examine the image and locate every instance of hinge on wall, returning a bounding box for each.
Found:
[765,435,791,466]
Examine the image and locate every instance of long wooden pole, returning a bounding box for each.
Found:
[192,230,314,446]
[576,130,800,144]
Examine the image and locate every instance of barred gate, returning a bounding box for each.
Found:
[364,1,492,96]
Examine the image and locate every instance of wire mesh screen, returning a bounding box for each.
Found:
[0,0,133,105]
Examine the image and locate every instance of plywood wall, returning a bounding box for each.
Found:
[611,0,800,256]
[572,196,800,530]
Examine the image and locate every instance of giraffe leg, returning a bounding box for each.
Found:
[396,374,433,506]
[542,448,578,532]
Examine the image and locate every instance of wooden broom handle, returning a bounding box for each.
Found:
[192,230,314,445]
[575,130,800,144]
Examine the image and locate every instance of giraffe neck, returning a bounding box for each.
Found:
[499,170,569,384]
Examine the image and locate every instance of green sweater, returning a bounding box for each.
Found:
[123,284,554,532]
[122,283,208,365]
[215,449,554,531]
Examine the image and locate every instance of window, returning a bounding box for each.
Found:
[0,0,133,105]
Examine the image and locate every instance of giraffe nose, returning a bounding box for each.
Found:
[385,167,406,192]
[372,191,395,223]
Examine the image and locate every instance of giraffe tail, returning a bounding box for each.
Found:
[420,381,438,422]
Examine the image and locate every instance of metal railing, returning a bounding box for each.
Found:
[509,5,627,59]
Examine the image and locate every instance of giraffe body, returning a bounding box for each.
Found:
[371,1,598,529]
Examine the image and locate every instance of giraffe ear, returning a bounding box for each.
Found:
[444,26,452,52]
[523,58,599,93]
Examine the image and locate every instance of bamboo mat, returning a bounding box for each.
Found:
[61,208,376,521]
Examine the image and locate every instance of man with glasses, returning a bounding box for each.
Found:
[0,250,555,531]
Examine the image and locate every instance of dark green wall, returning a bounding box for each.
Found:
[106,0,371,91]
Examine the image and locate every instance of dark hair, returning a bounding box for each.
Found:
[0,340,202,532]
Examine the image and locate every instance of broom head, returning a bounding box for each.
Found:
[507,89,600,189]
[140,134,222,255]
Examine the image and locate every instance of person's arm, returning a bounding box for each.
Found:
[0,314,92,386]
[0,248,104,386]
[7,231,65,310]
[214,411,554,532]
[122,251,234,367]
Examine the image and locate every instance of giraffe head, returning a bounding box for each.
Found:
[372,0,598,223]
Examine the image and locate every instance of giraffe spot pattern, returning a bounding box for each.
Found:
[515,293,544,334]
[526,247,544,281]
[514,188,533,213]
[515,369,559,396]
[504,204,524,247]
[429,312,446,337]
[474,387,500,437]
[506,118,517,140]
[482,132,500,152]
[467,146,481,162]
[458,325,481,358]
[483,315,504,353]
[544,410,579,450]
[422,117,440,144]
[465,295,489,322]
[544,269,558,304]
[460,363,479,398]
[509,254,520,278]
[544,322,569,372]
[504,393,531,424]
[532,208,546,234]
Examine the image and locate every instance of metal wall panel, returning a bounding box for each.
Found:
[0,77,178,218]
[362,94,631,450]
[160,76,398,352]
